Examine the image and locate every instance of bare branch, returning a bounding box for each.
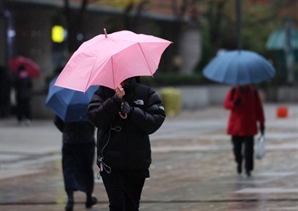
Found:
[179,0,189,18]
[171,0,179,17]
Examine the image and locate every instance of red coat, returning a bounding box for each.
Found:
[224,85,265,136]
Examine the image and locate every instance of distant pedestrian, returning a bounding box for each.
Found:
[87,76,166,211]
[224,85,265,177]
[0,65,13,118]
[14,65,32,125]
[54,115,98,211]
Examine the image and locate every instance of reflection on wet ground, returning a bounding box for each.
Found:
[0,104,297,210]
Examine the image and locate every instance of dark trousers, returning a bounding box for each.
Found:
[16,98,31,121]
[101,170,145,211]
[231,136,254,173]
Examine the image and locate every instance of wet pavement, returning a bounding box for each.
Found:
[0,103,297,211]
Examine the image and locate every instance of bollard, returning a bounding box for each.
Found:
[276,106,288,118]
[160,87,181,117]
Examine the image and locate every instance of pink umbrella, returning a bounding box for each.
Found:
[54,29,172,92]
[9,56,40,79]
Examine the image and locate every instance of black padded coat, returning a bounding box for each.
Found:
[87,78,166,172]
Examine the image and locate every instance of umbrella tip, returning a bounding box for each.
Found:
[104,28,107,38]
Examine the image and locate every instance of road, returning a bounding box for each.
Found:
[0,103,297,211]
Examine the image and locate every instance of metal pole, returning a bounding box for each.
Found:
[236,0,242,51]
[285,17,294,84]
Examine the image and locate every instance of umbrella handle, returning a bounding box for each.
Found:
[119,112,127,119]
[104,28,107,38]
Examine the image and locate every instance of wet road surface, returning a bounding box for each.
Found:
[0,103,297,211]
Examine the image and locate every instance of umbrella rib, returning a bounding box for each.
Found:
[137,43,154,75]
[84,37,107,91]
[111,55,116,88]
[222,56,236,85]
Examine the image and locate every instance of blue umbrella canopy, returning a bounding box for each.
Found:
[45,77,99,122]
[203,50,275,85]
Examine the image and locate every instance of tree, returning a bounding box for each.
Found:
[197,0,292,72]
[63,0,88,53]
[123,0,149,31]
[170,0,201,72]
[203,0,228,56]
[195,0,228,73]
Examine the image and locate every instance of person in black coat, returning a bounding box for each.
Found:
[54,116,98,211]
[14,66,32,125]
[0,65,13,118]
[87,77,166,211]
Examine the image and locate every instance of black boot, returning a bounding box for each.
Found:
[65,189,74,211]
[85,194,98,208]
[65,200,74,211]
[237,163,242,174]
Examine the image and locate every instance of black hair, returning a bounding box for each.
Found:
[135,76,141,84]
[18,65,26,73]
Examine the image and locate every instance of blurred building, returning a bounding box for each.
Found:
[0,0,203,118]
[1,0,203,89]
[266,27,298,82]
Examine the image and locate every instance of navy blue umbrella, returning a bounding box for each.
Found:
[45,77,99,122]
[202,50,275,85]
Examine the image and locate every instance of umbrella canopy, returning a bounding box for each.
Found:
[46,77,99,122]
[9,56,40,79]
[203,50,275,85]
[54,29,172,92]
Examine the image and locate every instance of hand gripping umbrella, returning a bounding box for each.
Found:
[54,29,172,92]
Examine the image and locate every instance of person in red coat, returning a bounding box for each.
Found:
[224,85,265,177]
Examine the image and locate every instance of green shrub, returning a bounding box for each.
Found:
[140,73,209,87]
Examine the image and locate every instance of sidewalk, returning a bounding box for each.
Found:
[0,103,297,211]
